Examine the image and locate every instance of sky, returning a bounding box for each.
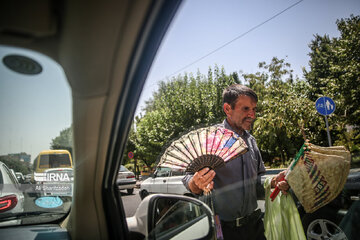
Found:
[136,0,360,116]
[0,46,72,162]
[1,0,359,162]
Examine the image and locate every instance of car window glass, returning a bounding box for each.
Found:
[171,170,186,176]
[39,154,71,169]
[3,165,18,185]
[153,198,207,238]
[155,168,171,177]
[0,45,73,225]
[0,170,3,185]
[120,165,129,172]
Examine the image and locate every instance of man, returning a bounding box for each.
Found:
[182,84,289,240]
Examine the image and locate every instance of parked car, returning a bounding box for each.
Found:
[0,162,25,226]
[9,169,16,180]
[297,167,360,239]
[260,168,286,185]
[138,167,284,201]
[117,165,136,194]
[139,167,192,200]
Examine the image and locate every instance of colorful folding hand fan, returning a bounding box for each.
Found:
[157,126,248,240]
[157,126,248,173]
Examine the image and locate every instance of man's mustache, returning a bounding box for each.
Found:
[244,117,254,121]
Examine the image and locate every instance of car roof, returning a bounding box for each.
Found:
[38,150,71,155]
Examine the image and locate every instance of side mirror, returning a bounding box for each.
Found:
[150,173,155,178]
[127,194,214,240]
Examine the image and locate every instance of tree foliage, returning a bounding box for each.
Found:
[243,58,323,166]
[132,66,240,167]
[52,15,360,168]
[0,156,32,175]
[304,14,360,154]
[50,125,73,157]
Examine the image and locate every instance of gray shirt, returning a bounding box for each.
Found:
[182,119,266,221]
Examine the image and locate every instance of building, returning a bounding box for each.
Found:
[1,152,31,163]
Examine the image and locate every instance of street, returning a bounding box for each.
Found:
[120,188,142,217]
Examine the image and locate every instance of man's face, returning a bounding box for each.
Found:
[223,95,257,133]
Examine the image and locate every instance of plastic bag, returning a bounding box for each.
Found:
[264,177,306,240]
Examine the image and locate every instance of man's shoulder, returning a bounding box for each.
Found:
[246,131,258,142]
[246,131,255,138]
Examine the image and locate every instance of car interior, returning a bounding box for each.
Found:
[1,1,359,240]
[0,1,217,239]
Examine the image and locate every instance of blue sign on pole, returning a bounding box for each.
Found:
[315,97,336,116]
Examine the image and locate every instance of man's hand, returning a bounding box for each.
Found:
[271,170,290,195]
[189,168,216,194]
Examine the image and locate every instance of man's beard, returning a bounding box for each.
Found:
[237,117,254,131]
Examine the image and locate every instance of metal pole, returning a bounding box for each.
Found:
[324,115,332,147]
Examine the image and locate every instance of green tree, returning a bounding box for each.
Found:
[128,15,360,168]
[50,125,73,157]
[131,66,239,167]
[244,58,322,166]
[0,155,32,175]
[304,15,360,154]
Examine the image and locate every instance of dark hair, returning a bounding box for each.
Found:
[222,84,258,108]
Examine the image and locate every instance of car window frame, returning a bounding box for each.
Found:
[2,164,19,186]
[101,1,183,239]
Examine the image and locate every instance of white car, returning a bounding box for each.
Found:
[139,167,191,200]
[260,168,287,185]
[0,162,25,226]
[117,165,136,194]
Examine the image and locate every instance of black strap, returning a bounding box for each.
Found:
[221,209,262,228]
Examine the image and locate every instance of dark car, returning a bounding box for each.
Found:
[298,167,360,239]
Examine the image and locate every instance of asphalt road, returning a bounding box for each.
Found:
[120,188,142,217]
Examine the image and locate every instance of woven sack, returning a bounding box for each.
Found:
[287,144,350,213]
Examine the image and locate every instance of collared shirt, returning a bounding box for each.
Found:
[182,119,266,221]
